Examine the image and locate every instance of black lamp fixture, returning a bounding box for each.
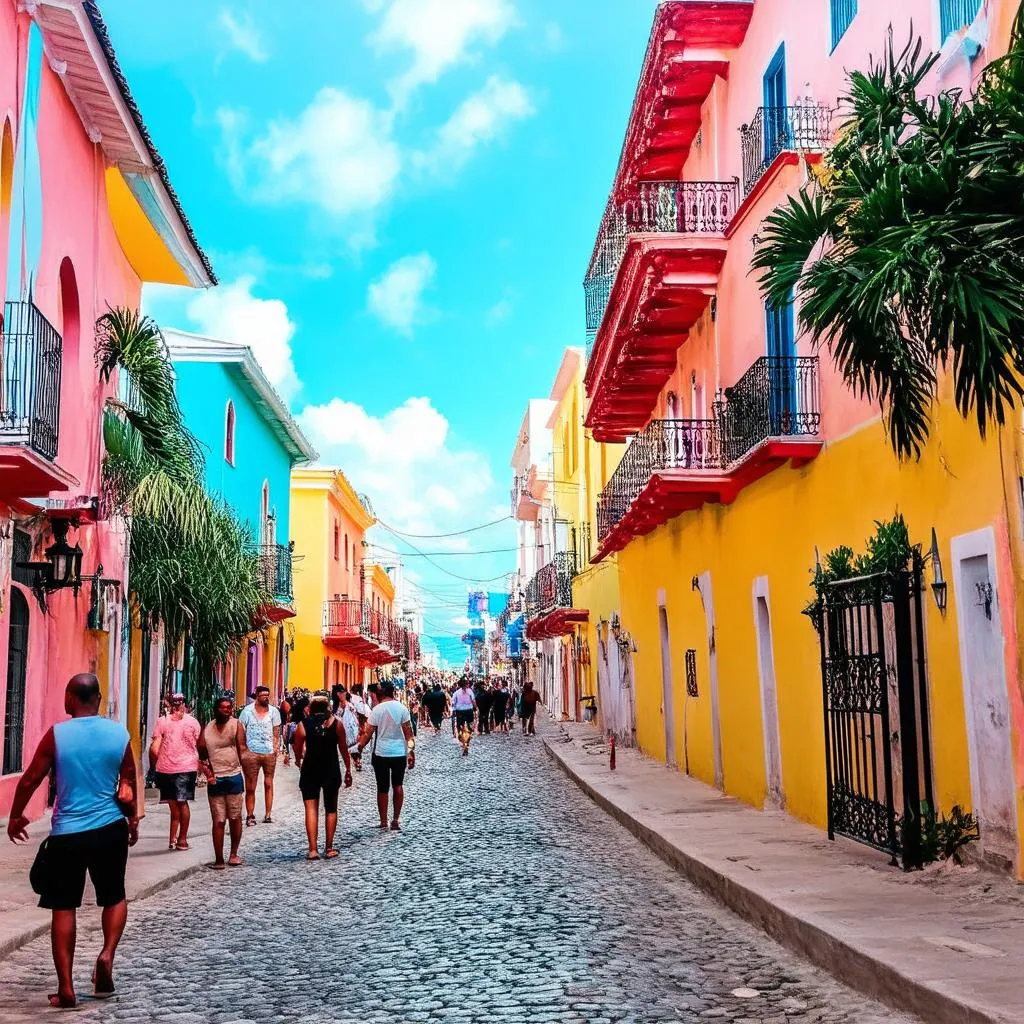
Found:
[45,518,84,595]
[929,528,948,614]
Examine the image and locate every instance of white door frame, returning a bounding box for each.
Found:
[753,576,784,809]
[697,571,724,788]
[951,526,1019,866]
[658,601,676,767]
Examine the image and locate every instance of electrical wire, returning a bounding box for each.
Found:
[376,523,515,584]
[370,545,520,558]
[373,515,513,539]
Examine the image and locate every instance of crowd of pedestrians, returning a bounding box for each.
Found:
[5,668,545,1009]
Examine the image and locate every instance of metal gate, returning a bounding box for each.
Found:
[819,567,933,868]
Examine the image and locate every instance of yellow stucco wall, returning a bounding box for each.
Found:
[618,402,1019,840]
[290,483,329,689]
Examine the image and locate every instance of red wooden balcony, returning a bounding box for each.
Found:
[584,180,736,442]
[614,1,754,195]
[593,357,823,561]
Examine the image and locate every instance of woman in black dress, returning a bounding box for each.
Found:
[293,690,352,859]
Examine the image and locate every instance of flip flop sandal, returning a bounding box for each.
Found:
[245,816,257,827]
[325,849,340,859]
[227,856,244,867]
[263,815,272,824]
[207,862,227,871]
[175,842,190,851]
[48,994,82,1011]
[168,842,177,850]
[306,852,320,861]
[93,960,115,1000]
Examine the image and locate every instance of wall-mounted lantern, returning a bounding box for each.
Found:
[45,518,84,594]
[928,528,947,614]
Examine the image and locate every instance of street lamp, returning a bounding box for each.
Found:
[45,519,84,595]
[929,528,947,614]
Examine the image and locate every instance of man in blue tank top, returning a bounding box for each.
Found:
[7,674,138,1010]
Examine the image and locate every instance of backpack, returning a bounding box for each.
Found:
[338,706,360,748]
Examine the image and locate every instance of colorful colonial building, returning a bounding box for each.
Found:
[290,468,419,693]
[164,328,317,708]
[0,0,213,816]
[568,0,1024,875]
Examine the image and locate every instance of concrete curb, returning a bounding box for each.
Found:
[543,737,1005,1024]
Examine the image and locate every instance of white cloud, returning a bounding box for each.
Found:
[366,0,518,102]
[297,397,496,542]
[417,76,534,173]
[485,298,512,326]
[367,253,436,336]
[242,89,401,222]
[219,9,268,62]
[185,276,301,402]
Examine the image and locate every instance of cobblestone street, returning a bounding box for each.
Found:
[0,728,914,1024]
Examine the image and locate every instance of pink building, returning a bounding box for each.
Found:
[0,0,213,817]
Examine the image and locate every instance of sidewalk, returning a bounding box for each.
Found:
[543,720,1024,1024]
[0,776,302,959]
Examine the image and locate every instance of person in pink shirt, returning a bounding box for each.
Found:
[148,694,201,851]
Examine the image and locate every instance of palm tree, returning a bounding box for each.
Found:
[753,4,1024,460]
[98,308,270,720]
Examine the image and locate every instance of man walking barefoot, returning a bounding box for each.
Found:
[7,674,139,1009]
[198,695,248,869]
[239,686,281,826]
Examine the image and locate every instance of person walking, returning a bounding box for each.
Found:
[294,690,352,859]
[335,688,361,766]
[7,674,138,1009]
[198,695,247,869]
[476,680,493,735]
[239,685,282,826]
[149,692,200,850]
[279,690,293,766]
[358,679,415,831]
[451,677,476,738]
[519,681,541,735]
[349,683,371,771]
[285,689,309,767]
[492,679,510,734]
[424,682,447,734]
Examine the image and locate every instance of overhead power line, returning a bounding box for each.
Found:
[374,515,513,539]
[376,523,515,585]
[372,545,520,558]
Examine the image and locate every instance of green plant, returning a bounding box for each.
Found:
[754,4,1024,460]
[98,308,270,721]
[917,802,981,866]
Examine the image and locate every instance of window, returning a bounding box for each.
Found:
[344,534,349,571]
[224,401,236,465]
[940,0,982,42]
[333,522,340,560]
[666,392,679,419]
[830,0,857,51]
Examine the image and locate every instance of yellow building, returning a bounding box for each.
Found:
[576,1,1024,875]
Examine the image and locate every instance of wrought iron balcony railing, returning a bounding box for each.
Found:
[716,356,821,465]
[525,551,579,619]
[597,419,723,542]
[584,180,739,350]
[324,598,365,637]
[0,300,62,461]
[595,358,821,543]
[259,543,294,603]
[511,473,527,515]
[739,104,833,197]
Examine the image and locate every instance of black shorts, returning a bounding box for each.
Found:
[372,755,407,794]
[299,778,341,814]
[156,771,197,803]
[35,818,129,911]
[455,710,475,730]
[429,712,444,728]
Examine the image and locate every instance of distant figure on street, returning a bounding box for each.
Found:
[335,688,362,766]
[239,685,282,825]
[279,691,293,766]
[451,678,476,738]
[198,695,248,869]
[476,681,493,735]
[492,679,510,734]
[286,689,309,767]
[520,682,541,736]
[149,692,200,850]
[349,684,371,771]
[358,679,415,830]
[7,674,138,1009]
[294,690,352,859]
[424,682,447,734]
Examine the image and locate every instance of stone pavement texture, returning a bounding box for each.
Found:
[544,721,1024,1024]
[0,723,913,1024]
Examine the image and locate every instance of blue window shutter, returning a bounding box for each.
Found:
[940,0,983,41]
[830,0,858,51]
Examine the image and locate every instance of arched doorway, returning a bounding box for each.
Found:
[3,588,30,774]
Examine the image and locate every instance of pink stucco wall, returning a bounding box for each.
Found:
[0,6,145,816]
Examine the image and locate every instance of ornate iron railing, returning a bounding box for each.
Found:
[584,180,739,349]
[0,300,62,461]
[259,543,293,603]
[739,104,833,197]
[717,356,821,465]
[324,598,365,638]
[525,551,579,619]
[597,420,723,542]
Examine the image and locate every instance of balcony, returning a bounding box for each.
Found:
[594,357,822,560]
[258,543,294,621]
[511,464,549,522]
[525,552,588,639]
[323,599,402,665]
[737,103,832,209]
[584,180,737,442]
[0,300,76,500]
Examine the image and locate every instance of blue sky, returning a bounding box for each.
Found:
[106,0,655,659]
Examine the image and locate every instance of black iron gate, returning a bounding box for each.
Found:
[819,567,934,868]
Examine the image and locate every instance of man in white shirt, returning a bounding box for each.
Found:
[451,678,477,736]
[238,686,281,825]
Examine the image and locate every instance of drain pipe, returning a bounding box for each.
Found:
[609,732,616,771]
